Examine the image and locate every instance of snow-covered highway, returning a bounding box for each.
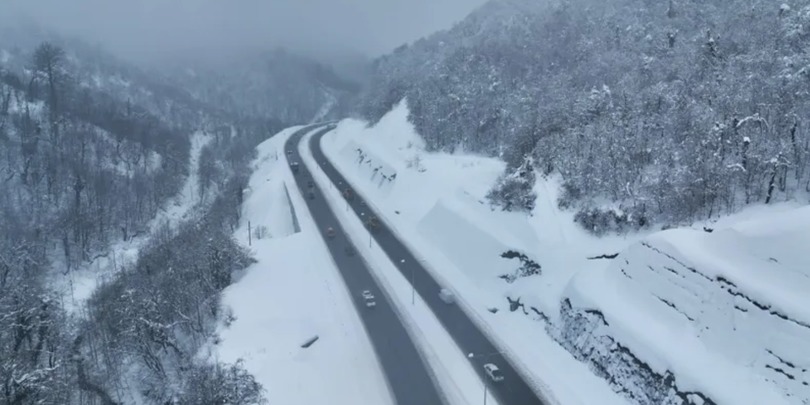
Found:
[292,125,550,405]
[285,125,448,405]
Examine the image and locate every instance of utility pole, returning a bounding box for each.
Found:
[412,268,415,305]
[401,259,413,305]
[248,221,252,246]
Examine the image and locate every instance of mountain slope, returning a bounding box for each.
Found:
[561,206,810,404]
[169,48,360,124]
[0,29,272,403]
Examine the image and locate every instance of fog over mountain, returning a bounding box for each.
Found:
[5,0,487,64]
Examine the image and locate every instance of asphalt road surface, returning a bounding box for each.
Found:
[304,127,549,405]
[285,125,447,405]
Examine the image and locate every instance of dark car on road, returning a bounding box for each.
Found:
[365,215,380,231]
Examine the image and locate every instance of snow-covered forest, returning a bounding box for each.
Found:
[3,0,810,403]
[0,28,289,402]
[359,0,810,230]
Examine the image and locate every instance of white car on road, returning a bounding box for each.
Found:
[439,288,455,304]
[483,363,504,382]
[362,290,376,308]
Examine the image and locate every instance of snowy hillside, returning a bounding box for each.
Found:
[359,0,810,228]
[563,207,810,404]
[320,101,810,405]
[0,33,282,403]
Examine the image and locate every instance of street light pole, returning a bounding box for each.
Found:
[411,265,415,305]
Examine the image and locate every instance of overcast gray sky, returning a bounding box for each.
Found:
[6,0,487,62]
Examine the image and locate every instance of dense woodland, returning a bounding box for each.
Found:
[359,0,810,231]
[0,34,278,403]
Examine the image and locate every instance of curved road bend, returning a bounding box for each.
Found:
[305,129,548,405]
[285,126,447,405]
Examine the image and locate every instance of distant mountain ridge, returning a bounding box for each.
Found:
[170,48,360,125]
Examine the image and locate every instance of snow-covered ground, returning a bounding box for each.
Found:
[319,100,810,404]
[148,131,212,230]
[209,126,393,405]
[310,91,337,123]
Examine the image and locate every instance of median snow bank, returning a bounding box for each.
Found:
[563,206,810,404]
[320,101,630,405]
[209,126,392,405]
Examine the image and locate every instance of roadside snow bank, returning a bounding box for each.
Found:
[211,126,392,405]
[242,139,298,238]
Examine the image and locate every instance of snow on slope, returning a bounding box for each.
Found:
[566,206,810,404]
[311,90,337,123]
[57,131,211,313]
[320,101,630,405]
[209,126,392,405]
[149,131,212,230]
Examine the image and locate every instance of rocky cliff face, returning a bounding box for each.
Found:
[554,299,714,405]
